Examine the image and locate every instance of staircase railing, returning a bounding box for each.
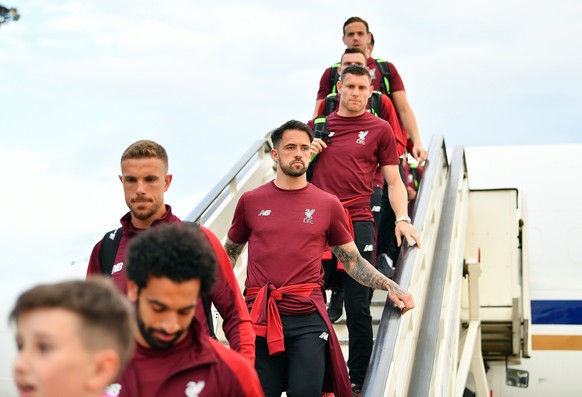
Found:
[183,134,276,284]
[362,135,451,396]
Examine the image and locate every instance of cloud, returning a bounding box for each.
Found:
[0,147,124,234]
[0,0,580,350]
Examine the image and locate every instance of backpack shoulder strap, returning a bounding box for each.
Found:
[323,93,339,116]
[328,63,341,95]
[307,116,328,182]
[98,222,217,339]
[375,59,391,96]
[369,91,383,117]
[99,228,123,276]
[183,221,217,340]
[312,115,328,141]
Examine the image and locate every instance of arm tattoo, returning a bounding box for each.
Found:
[224,239,245,267]
[331,244,407,295]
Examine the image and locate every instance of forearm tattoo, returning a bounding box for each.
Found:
[223,240,245,267]
[331,245,407,296]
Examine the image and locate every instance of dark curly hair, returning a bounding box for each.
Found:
[126,223,217,296]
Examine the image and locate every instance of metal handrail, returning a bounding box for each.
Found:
[184,133,273,225]
[407,145,468,396]
[183,132,461,396]
[362,135,449,396]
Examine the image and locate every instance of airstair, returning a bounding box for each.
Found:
[184,134,531,396]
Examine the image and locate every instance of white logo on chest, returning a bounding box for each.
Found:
[103,383,121,396]
[258,209,271,216]
[304,209,315,224]
[112,262,124,274]
[185,380,205,397]
[356,131,369,145]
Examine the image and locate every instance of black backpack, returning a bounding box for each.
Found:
[98,222,217,339]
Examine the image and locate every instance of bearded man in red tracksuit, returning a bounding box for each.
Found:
[223,120,415,397]
[86,139,254,363]
[104,222,264,397]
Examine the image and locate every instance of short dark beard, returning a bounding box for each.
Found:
[135,295,184,350]
[279,158,307,177]
[129,202,158,221]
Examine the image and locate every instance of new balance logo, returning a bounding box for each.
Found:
[356,130,369,145]
[371,205,381,212]
[363,245,374,252]
[258,210,271,216]
[319,332,329,341]
[112,262,124,274]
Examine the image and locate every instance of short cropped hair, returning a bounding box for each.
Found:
[369,32,375,47]
[342,47,367,63]
[340,64,372,82]
[121,140,169,171]
[271,120,314,149]
[10,277,134,371]
[126,223,217,296]
[343,16,370,35]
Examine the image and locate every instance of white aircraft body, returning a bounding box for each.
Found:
[465,143,582,396]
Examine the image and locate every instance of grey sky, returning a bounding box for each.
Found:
[1,0,581,319]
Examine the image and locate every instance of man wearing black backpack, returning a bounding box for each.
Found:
[314,18,428,286]
[85,139,255,363]
[309,64,422,395]
[314,47,409,323]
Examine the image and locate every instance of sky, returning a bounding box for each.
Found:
[0,0,581,319]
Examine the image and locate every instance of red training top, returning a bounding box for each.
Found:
[309,111,399,221]
[228,182,353,289]
[316,93,406,189]
[105,320,264,397]
[86,205,255,363]
[227,181,353,396]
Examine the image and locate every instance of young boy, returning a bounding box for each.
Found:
[10,277,134,397]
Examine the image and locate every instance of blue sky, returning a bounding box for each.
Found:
[1,0,581,319]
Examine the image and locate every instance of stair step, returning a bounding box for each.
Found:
[337,338,376,345]
[332,318,381,326]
